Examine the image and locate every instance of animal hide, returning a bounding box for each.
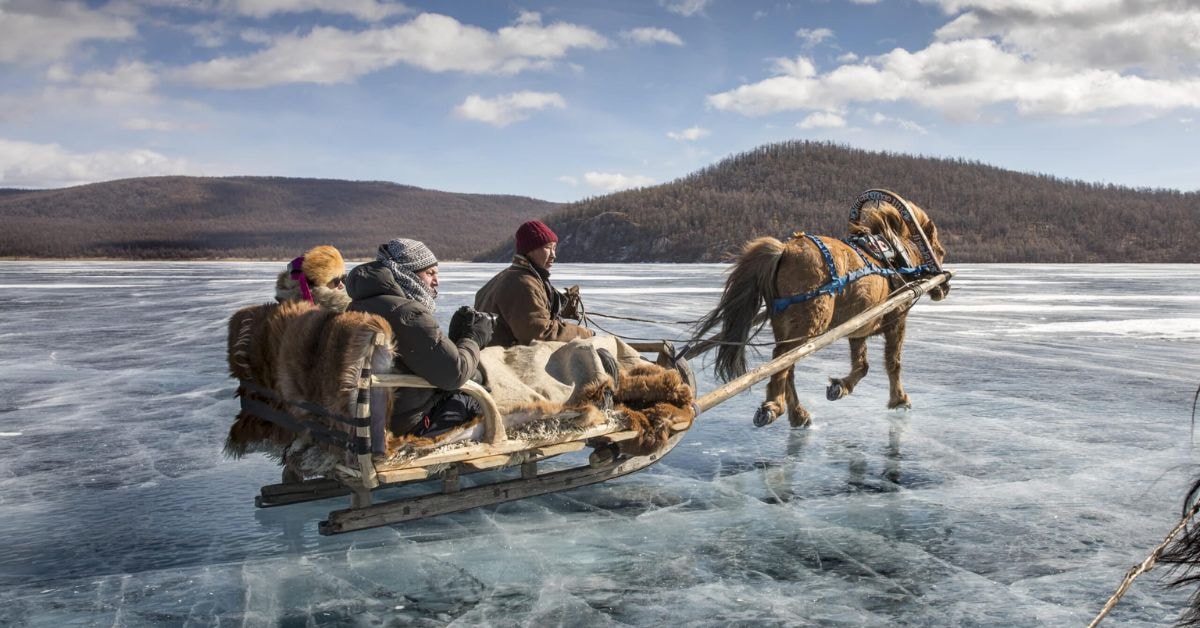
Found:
[225,301,394,476]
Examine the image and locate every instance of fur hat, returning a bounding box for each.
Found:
[515,220,558,255]
[301,245,346,287]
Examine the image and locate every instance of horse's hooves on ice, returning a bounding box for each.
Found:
[826,381,846,401]
[888,399,912,410]
[753,407,777,427]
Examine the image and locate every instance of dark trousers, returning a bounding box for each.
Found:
[416,392,482,437]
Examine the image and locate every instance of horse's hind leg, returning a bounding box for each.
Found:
[784,361,812,427]
[883,317,911,409]
[827,336,869,401]
[754,340,812,427]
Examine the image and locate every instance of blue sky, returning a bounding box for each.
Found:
[1,0,1197,201]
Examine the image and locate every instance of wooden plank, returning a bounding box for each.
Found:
[377,422,621,470]
[530,441,585,457]
[319,432,686,534]
[257,484,351,508]
[460,455,512,471]
[375,467,430,484]
[695,271,953,414]
[259,478,341,497]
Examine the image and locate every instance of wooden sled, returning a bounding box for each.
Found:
[238,333,697,536]
[233,271,950,535]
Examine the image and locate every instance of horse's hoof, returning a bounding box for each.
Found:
[888,398,912,410]
[826,381,847,401]
[753,407,777,427]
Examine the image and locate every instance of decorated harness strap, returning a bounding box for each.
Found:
[849,189,942,274]
[771,233,932,315]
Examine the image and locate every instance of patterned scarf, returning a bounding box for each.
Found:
[376,239,437,311]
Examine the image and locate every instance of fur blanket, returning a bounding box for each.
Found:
[225,300,394,475]
[226,305,695,478]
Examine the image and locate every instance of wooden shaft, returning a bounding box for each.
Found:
[695,271,953,414]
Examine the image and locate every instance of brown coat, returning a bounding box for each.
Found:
[346,261,482,434]
[474,256,593,347]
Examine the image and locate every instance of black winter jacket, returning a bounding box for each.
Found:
[346,261,481,434]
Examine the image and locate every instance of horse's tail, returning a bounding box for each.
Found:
[690,236,785,382]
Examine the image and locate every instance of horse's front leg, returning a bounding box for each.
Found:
[827,336,869,401]
[883,317,911,409]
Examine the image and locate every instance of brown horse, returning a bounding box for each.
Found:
[690,191,949,427]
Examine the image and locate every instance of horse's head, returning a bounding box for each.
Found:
[849,196,949,301]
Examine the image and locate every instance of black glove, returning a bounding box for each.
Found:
[449,305,495,347]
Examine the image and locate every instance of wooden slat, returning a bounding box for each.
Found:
[375,467,430,484]
[530,441,585,457]
[589,430,639,445]
[460,455,512,471]
[377,421,621,470]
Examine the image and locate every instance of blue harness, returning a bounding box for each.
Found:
[771,233,931,314]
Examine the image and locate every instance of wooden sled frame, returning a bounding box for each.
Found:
[252,340,696,535]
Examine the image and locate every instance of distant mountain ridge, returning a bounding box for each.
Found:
[0,176,559,260]
[478,141,1199,263]
[3,143,1197,263]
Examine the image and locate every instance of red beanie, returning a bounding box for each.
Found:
[515,220,558,255]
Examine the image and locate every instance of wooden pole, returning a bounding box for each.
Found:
[695,271,953,414]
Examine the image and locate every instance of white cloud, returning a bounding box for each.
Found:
[454,91,566,127]
[924,0,1200,77]
[176,12,608,88]
[709,2,1200,123]
[121,117,200,131]
[582,171,655,191]
[44,61,160,106]
[709,38,1200,120]
[621,27,684,46]
[795,27,833,48]
[217,0,409,21]
[557,175,579,186]
[870,112,928,134]
[0,138,193,188]
[0,0,136,63]
[667,126,710,140]
[797,112,845,129]
[663,0,709,17]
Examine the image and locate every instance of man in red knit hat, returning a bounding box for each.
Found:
[474,219,593,346]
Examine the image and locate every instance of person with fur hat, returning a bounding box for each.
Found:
[275,244,351,312]
[474,219,593,347]
[346,238,494,436]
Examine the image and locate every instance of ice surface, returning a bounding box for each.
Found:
[0,261,1197,626]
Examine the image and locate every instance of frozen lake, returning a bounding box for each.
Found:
[1,261,1198,626]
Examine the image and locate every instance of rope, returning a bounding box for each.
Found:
[1088,498,1200,627]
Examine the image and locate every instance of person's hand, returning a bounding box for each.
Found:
[560,285,583,320]
[449,306,494,347]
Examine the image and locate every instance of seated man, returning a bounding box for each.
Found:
[274,244,351,311]
[474,220,593,347]
[346,238,494,437]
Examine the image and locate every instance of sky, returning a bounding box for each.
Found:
[0,0,1197,202]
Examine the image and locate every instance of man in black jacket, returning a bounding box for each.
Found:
[346,238,493,436]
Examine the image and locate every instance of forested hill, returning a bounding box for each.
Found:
[478,141,1199,263]
[0,176,559,260]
